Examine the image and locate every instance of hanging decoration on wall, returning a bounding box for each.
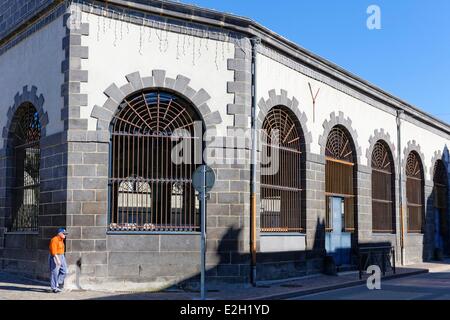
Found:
[102,6,107,34]
[96,8,101,41]
[214,40,219,70]
[148,21,152,43]
[204,30,209,52]
[176,32,180,60]
[67,0,242,70]
[139,22,144,55]
[113,15,117,46]
[85,2,90,22]
[308,82,321,123]
[192,33,196,66]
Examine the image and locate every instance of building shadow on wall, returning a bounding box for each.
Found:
[424,147,450,261]
[425,189,435,261]
[173,217,328,288]
[89,217,406,300]
[90,218,329,300]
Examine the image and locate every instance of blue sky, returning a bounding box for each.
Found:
[182,0,450,124]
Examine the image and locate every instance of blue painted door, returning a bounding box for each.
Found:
[325,197,352,266]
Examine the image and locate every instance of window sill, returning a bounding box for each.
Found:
[107,231,201,236]
[260,232,306,237]
[371,232,396,236]
[325,231,355,234]
[4,231,39,235]
[260,233,306,252]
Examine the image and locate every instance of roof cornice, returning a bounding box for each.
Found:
[2,0,449,136]
[101,0,450,135]
[0,0,65,48]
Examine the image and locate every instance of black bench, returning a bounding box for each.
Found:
[357,245,396,279]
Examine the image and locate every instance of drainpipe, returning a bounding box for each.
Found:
[397,109,405,266]
[250,37,260,287]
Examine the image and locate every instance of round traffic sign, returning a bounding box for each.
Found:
[192,165,216,193]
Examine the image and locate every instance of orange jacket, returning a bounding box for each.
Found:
[49,236,65,256]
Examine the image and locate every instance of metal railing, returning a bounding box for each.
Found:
[358,245,396,279]
[260,106,304,233]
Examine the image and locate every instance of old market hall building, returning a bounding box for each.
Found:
[0,0,449,291]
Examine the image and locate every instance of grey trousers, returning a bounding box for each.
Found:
[49,254,67,290]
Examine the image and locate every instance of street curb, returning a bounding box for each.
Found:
[251,269,429,300]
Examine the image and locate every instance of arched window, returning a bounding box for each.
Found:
[433,160,448,236]
[109,90,202,232]
[261,106,304,233]
[10,103,41,232]
[371,141,395,233]
[325,126,356,232]
[434,160,448,209]
[406,151,424,233]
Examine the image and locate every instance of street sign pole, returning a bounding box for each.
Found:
[200,165,206,300]
[192,165,215,301]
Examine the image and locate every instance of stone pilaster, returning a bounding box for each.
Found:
[304,153,326,273]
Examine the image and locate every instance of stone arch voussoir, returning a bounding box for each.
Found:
[91,70,222,134]
[257,89,312,153]
[430,149,446,181]
[403,140,427,181]
[318,111,362,163]
[2,85,48,147]
[366,128,398,175]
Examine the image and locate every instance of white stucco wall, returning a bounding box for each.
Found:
[257,52,449,173]
[81,12,235,136]
[0,15,66,149]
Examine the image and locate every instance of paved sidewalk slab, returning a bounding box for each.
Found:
[0,260,449,300]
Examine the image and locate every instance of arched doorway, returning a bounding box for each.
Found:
[325,126,357,266]
[433,159,448,257]
[109,89,203,232]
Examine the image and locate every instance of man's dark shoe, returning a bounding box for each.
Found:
[59,282,64,289]
[52,288,62,293]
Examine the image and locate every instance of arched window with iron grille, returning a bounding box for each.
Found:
[406,151,424,233]
[260,106,304,233]
[9,103,41,232]
[433,159,448,237]
[109,90,202,232]
[371,141,395,233]
[325,126,356,232]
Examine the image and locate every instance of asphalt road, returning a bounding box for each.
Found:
[290,270,450,300]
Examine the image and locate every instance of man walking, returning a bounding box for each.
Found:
[49,228,68,293]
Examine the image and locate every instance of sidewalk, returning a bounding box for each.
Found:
[0,260,449,300]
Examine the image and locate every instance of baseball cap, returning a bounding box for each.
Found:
[57,228,68,235]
